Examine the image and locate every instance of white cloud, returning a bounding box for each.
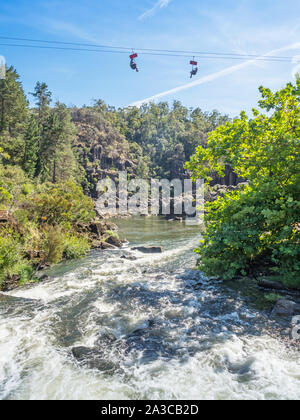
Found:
[139,0,172,21]
[129,41,300,107]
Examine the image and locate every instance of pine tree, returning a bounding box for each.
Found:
[0,66,28,135]
[30,82,52,122]
[23,115,40,178]
[40,103,77,183]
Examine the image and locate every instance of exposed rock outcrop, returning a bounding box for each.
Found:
[78,220,123,249]
[132,246,164,254]
[71,108,136,196]
[271,299,297,318]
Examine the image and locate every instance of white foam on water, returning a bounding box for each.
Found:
[0,220,299,400]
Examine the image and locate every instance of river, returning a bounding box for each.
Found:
[0,217,299,400]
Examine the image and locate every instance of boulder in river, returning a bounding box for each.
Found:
[271,299,297,318]
[132,246,164,254]
[100,242,118,250]
[258,279,284,290]
[106,235,123,248]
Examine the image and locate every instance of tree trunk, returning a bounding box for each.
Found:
[52,159,57,184]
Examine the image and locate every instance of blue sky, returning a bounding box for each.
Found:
[1,0,300,116]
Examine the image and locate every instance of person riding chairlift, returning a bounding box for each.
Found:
[130,53,139,72]
[130,58,139,72]
[190,67,198,78]
[190,59,198,78]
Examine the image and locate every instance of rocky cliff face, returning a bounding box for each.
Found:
[71,108,241,201]
[71,108,135,195]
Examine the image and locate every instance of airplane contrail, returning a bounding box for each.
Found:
[129,41,300,107]
[139,0,172,21]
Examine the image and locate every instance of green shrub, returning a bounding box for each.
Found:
[195,182,300,286]
[105,230,118,238]
[187,79,300,288]
[0,232,24,285]
[264,293,282,303]
[0,186,11,206]
[40,226,65,265]
[63,234,91,260]
[0,166,31,201]
[28,181,95,226]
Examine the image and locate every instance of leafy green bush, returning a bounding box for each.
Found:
[0,165,31,202]
[63,234,91,260]
[196,182,300,286]
[0,232,23,285]
[105,230,118,238]
[187,79,300,288]
[0,186,11,206]
[28,181,95,226]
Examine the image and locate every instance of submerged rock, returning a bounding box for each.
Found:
[132,246,164,254]
[71,346,116,372]
[37,274,49,282]
[120,254,138,261]
[95,330,118,347]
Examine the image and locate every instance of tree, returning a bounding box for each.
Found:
[30,82,52,121]
[40,103,77,183]
[0,66,28,135]
[23,115,40,178]
[186,79,300,287]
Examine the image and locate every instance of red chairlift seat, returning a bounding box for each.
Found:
[130,53,138,60]
[190,60,198,66]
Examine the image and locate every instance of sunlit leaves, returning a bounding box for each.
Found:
[187,79,300,287]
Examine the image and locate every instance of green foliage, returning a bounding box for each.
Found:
[41,226,65,265]
[0,231,23,285]
[0,165,32,207]
[105,230,118,237]
[0,62,232,290]
[187,81,300,187]
[30,81,52,119]
[0,66,28,135]
[0,131,26,166]
[84,100,229,182]
[196,182,299,285]
[0,186,11,206]
[264,293,282,303]
[188,80,300,288]
[28,181,95,226]
[39,103,78,183]
[63,234,91,260]
[23,115,40,178]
